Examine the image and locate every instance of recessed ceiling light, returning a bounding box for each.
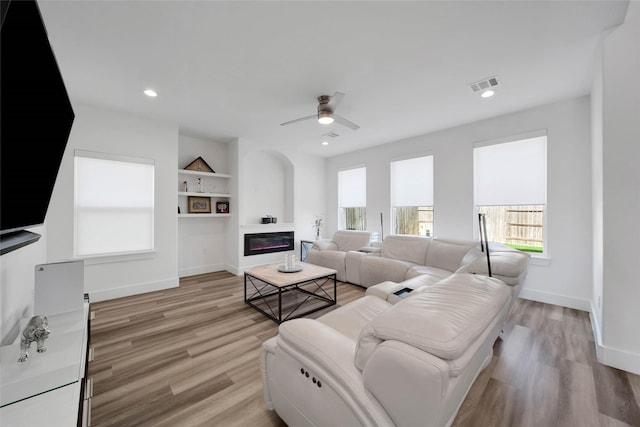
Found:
[321,141,329,146]
[481,90,495,98]
[144,89,157,97]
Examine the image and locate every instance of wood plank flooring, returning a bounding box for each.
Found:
[87,272,640,426]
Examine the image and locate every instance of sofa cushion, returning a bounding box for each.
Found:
[355,274,511,369]
[332,230,373,252]
[319,295,392,341]
[425,238,476,272]
[381,235,430,265]
[405,265,452,283]
[459,245,530,284]
[359,257,418,287]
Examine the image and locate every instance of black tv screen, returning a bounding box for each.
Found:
[1,0,75,239]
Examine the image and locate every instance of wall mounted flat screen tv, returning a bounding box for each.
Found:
[1,0,75,254]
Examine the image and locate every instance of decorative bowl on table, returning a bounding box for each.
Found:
[278,264,303,273]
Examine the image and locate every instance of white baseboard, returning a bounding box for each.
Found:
[178,264,229,278]
[518,287,591,311]
[521,290,640,374]
[88,277,179,302]
[225,264,243,276]
[589,301,640,375]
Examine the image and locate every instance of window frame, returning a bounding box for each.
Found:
[73,150,155,259]
[473,131,548,257]
[390,154,434,236]
[337,165,367,231]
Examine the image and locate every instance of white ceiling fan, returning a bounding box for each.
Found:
[280,92,360,131]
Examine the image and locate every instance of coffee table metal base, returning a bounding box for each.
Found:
[244,271,337,324]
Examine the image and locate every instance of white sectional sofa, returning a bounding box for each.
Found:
[311,233,530,290]
[261,273,516,427]
[305,230,377,282]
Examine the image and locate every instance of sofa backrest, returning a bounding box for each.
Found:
[355,273,511,370]
[332,230,373,252]
[380,235,431,265]
[458,243,530,285]
[425,238,477,272]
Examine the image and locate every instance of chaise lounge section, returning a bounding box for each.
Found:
[261,273,516,427]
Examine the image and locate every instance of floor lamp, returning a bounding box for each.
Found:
[478,213,492,277]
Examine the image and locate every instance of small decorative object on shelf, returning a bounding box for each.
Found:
[216,201,230,214]
[183,180,188,192]
[188,196,211,213]
[18,315,50,362]
[197,177,204,193]
[183,156,215,173]
[261,215,277,224]
[313,215,323,239]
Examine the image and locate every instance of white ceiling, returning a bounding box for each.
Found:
[38,0,629,158]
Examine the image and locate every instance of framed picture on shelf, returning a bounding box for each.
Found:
[188,196,211,213]
[216,201,230,214]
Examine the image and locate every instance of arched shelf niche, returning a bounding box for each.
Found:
[242,149,294,225]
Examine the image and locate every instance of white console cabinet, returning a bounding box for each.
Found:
[0,304,90,426]
[0,260,91,427]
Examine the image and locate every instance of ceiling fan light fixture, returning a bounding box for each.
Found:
[318,111,334,124]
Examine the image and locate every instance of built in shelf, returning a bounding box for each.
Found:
[178,170,231,179]
[178,191,231,197]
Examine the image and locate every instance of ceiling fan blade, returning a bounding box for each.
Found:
[326,92,345,111]
[280,114,317,126]
[333,114,360,131]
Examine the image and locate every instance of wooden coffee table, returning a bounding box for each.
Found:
[244,262,337,323]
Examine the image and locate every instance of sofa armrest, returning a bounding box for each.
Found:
[272,319,389,426]
[359,256,417,287]
[278,319,361,384]
[457,246,530,286]
[312,240,338,251]
[363,340,450,427]
[260,336,278,410]
[345,249,380,285]
[358,246,381,254]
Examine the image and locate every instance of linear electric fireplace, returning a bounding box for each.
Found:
[244,231,294,256]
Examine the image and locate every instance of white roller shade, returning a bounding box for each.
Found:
[74,151,154,256]
[338,167,366,207]
[391,155,433,206]
[474,136,546,206]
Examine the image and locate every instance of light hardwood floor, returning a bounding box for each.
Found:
[88,272,640,426]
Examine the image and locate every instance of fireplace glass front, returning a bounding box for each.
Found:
[244,231,294,256]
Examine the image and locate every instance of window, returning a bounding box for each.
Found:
[390,155,434,236]
[474,134,546,253]
[338,166,366,230]
[74,150,155,257]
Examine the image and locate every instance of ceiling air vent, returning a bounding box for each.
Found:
[468,76,499,93]
[322,132,340,138]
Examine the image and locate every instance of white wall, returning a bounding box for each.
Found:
[46,103,179,301]
[0,225,47,345]
[242,150,293,225]
[178,134,231,277]
[591,36,605,343]
[599,1,640,374]
[229,138,325,273]
[326,96,593,310]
